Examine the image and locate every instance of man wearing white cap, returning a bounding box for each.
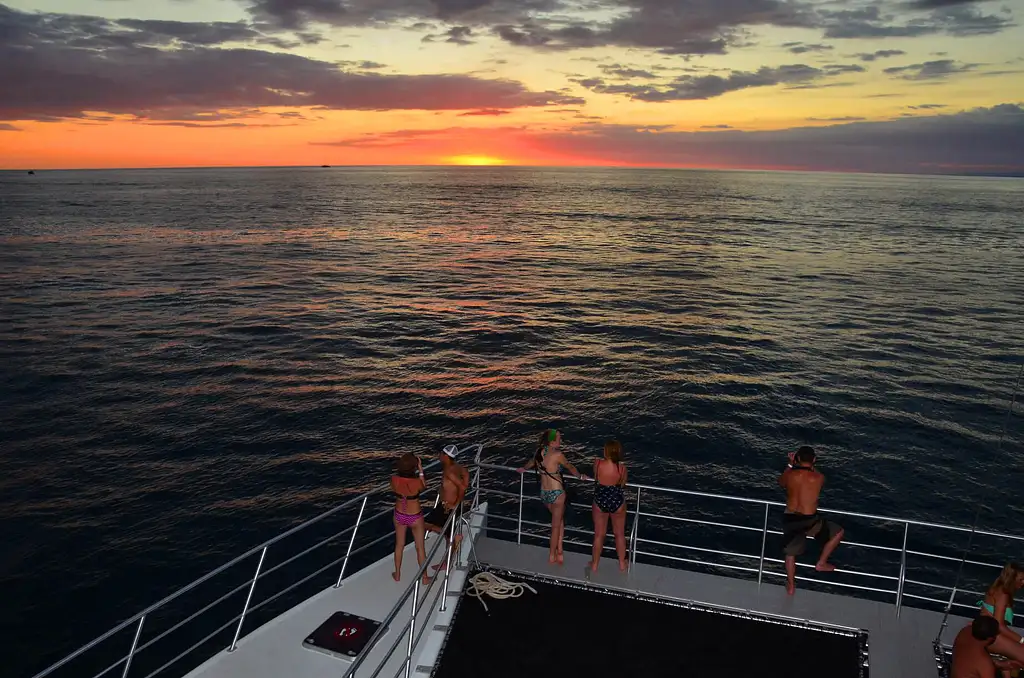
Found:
[424,444,470,572]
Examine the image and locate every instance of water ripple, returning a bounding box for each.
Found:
[0,167,1022,676]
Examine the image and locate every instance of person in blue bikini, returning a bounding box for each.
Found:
[977,562,1024,666]
[517,429,587,565]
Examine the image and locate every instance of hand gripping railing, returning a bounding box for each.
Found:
[477,459,1024,618]
[29,458,452,678]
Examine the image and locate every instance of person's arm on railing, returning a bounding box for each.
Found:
[517,457,536,473]
[558,453,589,481]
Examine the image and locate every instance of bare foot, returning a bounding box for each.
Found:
[786,581,795,595]
[421,574,433,585]
[590,560,599,573]
[392,571,401,582]
[619,560,628,573]
[432,562,447,572]
[815,562,836,572]
[549,554,558,564]
[556,553,564,565]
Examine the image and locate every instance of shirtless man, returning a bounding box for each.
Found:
[777,446,844,595]
[951,616,1022,678]
[424,444,470,573]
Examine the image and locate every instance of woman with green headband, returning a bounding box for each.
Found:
[517,429,588,564]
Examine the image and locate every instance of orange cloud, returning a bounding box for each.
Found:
[4,104,1023,175]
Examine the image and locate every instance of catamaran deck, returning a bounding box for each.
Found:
[436,564,866,678]
[472,535,968,678]
[183,509,488,678]
[34,448,1022,678]
[179,508,969,678]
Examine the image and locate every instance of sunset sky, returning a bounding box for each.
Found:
[1,0,1022,172]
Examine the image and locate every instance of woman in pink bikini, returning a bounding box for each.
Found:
[391,453,431,584]
[589,440,628,574]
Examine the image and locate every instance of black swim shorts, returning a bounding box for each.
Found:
[424,501,464,530]
[782,512,841,556]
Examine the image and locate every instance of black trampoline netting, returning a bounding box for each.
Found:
[433,569,867,678]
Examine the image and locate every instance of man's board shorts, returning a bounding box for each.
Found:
[425,501,464,531]
[782,512,841,556]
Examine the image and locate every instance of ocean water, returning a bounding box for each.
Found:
[1,166,1022,676]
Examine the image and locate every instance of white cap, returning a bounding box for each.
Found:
[443,444,458,459]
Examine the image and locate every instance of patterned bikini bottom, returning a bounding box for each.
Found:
[394,509,423,526]
[594,484,624,513]
[539,488,564,504]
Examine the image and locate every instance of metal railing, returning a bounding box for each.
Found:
[342,493,469,678]
[341,444,483,678]
[28,444,1022,678]
[477,459,1024,619]
[27,448,483,678]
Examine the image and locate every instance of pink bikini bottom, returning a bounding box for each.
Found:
[394,509,422,526]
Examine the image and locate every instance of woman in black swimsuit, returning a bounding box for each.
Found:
[589,440,628,574]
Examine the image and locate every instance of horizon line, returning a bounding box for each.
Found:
[2,163,1023,179]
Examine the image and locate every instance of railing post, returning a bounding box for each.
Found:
[404,578,421,678]
[121,615,145,678]
[896,522,910,617]
[630,487,642,568]
[517,472,524,545]
[758,503,770,586]
[229,547,267,652]
[335,496,368,588]
[440,513,458,612]
[472,445,482,510]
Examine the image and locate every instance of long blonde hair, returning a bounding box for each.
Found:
[989,562,1024,596]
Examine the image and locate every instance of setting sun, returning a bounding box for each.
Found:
[445,155,506,166]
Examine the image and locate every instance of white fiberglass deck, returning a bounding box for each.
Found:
[182,512,976,678]
[183,508,485,678]
[473,535,979,678]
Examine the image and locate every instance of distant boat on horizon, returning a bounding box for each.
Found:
[320,165,331,168]
[27,170,34,175]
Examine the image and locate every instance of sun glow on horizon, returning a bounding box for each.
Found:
[2,0,1023,173]
[445,155,506,166]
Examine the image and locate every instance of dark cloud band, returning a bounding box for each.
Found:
[0,4,582,122]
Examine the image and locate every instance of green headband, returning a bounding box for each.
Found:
[548,429,558,442]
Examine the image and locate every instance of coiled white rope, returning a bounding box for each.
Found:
[466,572,536,614]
